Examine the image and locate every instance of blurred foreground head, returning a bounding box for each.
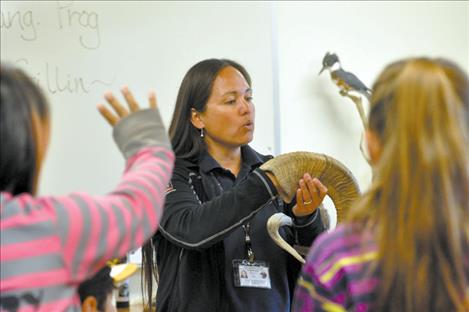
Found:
[0,63,50,195]
[78,266,116,312]
[351,57,468,311]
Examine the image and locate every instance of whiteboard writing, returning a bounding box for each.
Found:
[1,1,276,196]
[0,9,38,41]
[1,1,100,50]
[15,58,115,95]
[56,1,100,50]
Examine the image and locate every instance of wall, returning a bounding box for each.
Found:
[275,0,468,191]
[1,1,276,196]
[3,1,467,198]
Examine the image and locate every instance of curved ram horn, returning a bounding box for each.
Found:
[262,151,360,262]
[261,151,360,222]
[267,213,305,264]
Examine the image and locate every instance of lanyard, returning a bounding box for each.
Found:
[210,172,255,262]
[243,223,255,262]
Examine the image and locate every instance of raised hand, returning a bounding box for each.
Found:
[98,86,157,126]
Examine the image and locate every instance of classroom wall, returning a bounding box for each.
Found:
[2,0,467,225]
[275,1,469,193]
[1,1,275,196]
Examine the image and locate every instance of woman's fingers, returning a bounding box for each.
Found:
[304,174,327,201]
[313,178,328,199]
[301,177,315,204]
[97,103,119,126]
[296,188,304,208]
[293,186,312,217]
[292,174,328,217]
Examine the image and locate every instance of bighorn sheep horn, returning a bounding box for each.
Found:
[262,151,360,263]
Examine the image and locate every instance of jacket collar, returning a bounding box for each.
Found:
[198,145,265,174]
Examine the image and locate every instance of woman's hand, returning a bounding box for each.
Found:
[292,173,327,217]
[98,86,158,126]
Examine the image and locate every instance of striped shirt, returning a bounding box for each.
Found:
[1,110,174,311]
[292,224,378,312]
[293,224,469,311]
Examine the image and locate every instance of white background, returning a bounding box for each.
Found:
[275,0,468,188]
[1,1,275,196]
[2,1,466,198]
[273,1,468,223]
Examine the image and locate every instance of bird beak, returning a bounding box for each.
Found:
[318,66,326,75]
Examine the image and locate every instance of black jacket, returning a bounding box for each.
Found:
[154,146,325,312]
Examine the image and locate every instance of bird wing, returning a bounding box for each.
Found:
[336,70,371,92]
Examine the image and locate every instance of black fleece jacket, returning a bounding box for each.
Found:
[153,146,325,312]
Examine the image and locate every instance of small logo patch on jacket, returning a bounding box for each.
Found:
[165,181,176,195]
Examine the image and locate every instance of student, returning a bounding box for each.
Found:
[0,63,174,311]
[142,58,328,312]
[78,266,116,312]
[292,57,469,311]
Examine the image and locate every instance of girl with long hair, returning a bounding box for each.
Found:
[293,57,469,311]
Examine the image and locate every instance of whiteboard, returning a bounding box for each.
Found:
[1,1,276,196]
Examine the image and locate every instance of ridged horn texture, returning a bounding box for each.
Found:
[260,151,360,223]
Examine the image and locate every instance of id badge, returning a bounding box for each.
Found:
[233,259,271,289]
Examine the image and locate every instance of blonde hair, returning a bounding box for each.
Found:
[348,58,469,311]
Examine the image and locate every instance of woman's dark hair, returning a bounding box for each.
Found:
[78,266,114,311]
[168,58,251,161]
[0,63,49,195]
[141,58,251,309]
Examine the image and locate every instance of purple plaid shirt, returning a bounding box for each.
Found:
[292,225,379,312]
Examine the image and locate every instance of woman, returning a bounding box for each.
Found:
[292,58,469,311]
[0,63,174,311]
[142,58,328,311]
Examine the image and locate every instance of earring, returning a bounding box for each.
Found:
[200,128,204,138]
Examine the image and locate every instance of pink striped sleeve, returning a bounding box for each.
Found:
[0,237,61,262]
[2,269,69,290]
[42,146,174,282]
[17,297,80,312]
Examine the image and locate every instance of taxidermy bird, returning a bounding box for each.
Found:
[319,52,370,129]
